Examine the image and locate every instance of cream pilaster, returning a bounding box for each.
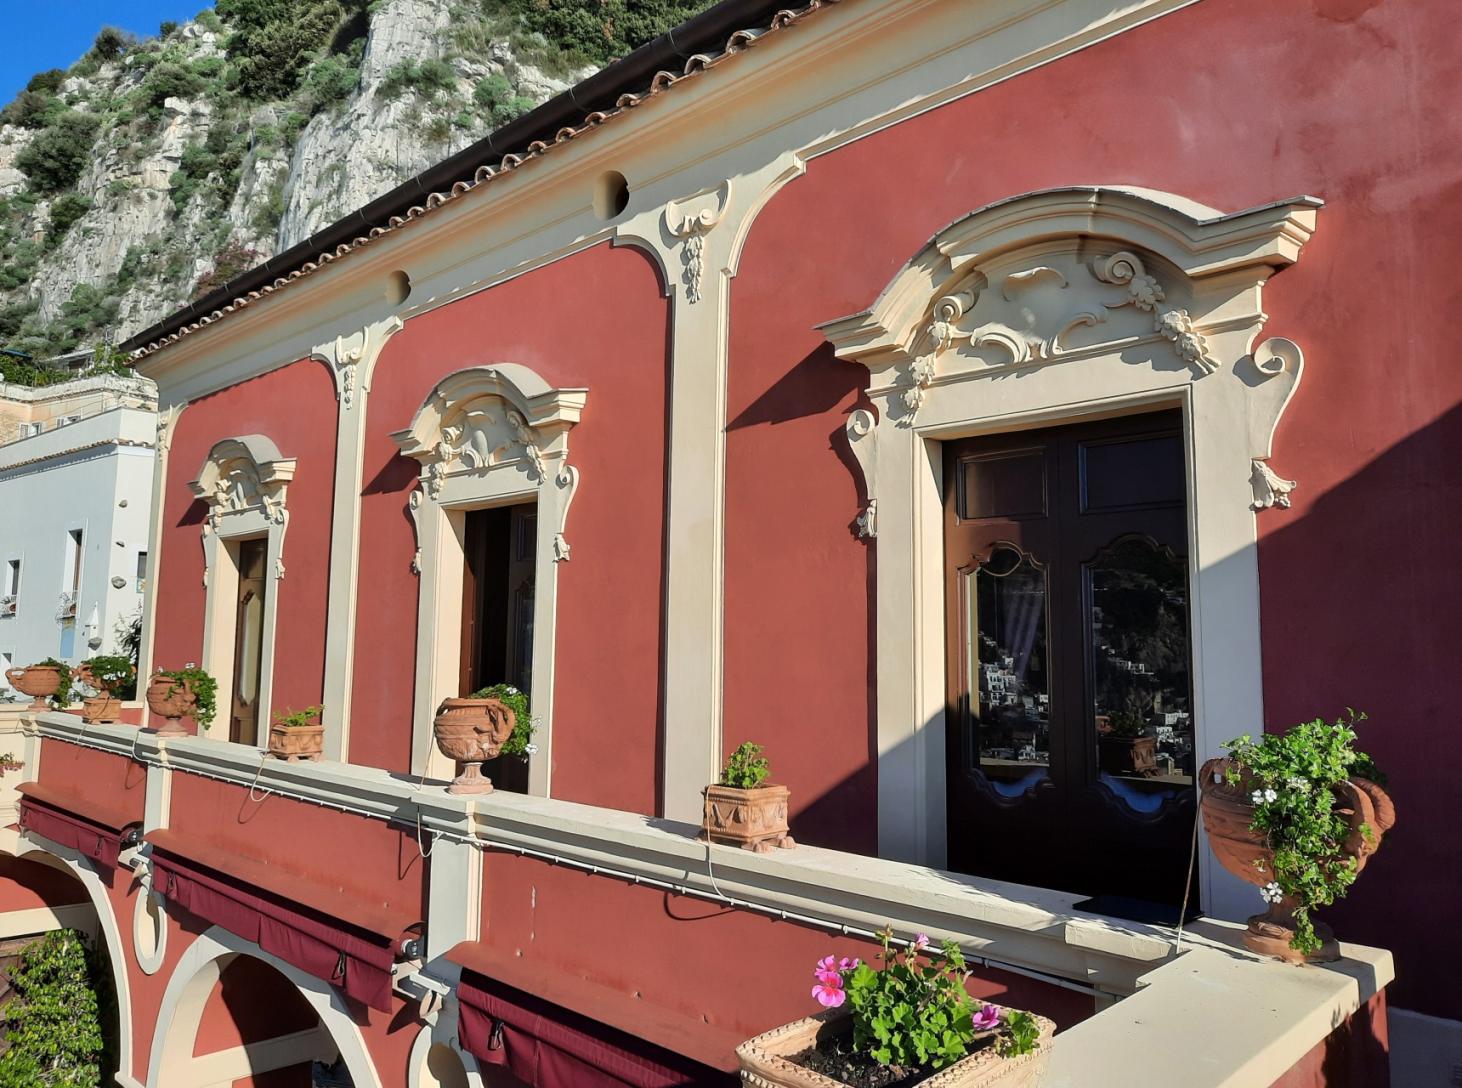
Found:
[316,318,404,762]
[616,157,803,822]
[138,403,186,721]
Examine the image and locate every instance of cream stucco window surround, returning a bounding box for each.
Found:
[392,364,586,796]
[819,187,1319,920]
[187,435,296,743]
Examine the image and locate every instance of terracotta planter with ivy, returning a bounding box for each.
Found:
[1200,754,1394,963]
[146,673,196,737]
[5,664,63,711]
[432,698,516,794]
[738,1008,1055,1088]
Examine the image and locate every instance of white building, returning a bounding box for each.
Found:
[0,374,156,697]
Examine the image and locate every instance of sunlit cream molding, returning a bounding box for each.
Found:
[314,315,406,762]
[392,365,586,796]
[664,180,733,304]
[190,435,296,744]
[819,186,1318,919]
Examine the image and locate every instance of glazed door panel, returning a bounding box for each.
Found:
[945,411,1197,905]
[229,538,268,746]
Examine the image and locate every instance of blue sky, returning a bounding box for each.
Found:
[3,2,215,105]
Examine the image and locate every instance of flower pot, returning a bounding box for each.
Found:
[1199,757,1396,963]
[432,698,516,795]
[737,1008,1054,1088]
[1098,733,1156,776]
[269,723,324,762]
[5,665,62,711]
[146,672,197,737]
[81,695,122,724]
[482,752,530,795]
[701,783,796,853]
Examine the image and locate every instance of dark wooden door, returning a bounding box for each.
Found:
[460,504,536,696]
[944,410,1197,905]
[230,538,268,745]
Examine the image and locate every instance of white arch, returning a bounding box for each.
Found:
[6,832,135,1083]
[145,925,383,1088]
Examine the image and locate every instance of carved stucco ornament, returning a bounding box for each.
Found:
[321,316,404,410]
[817,187,1322,528]
[392,365,587,575]
[663,180,732,304]
[188,435,297,585]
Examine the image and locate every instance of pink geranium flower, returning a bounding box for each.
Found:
[812,975,846,1008]
[912,933,930,952]
[971,1003,1002,1031]
[839,957,860,971]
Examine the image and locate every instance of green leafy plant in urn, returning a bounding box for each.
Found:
[433,696,516,795]
[1199,711,1395,963]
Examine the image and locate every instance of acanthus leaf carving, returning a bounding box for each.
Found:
[324,315,404,410]
[407,487,425,574]
[553,464,580,561]
[664,180,732,305]
[1095,250,1220,375]
[1251,460,1297,511]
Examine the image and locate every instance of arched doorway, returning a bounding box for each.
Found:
[148,927,380,1088]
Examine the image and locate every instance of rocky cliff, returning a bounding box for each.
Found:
[0,0,703,361]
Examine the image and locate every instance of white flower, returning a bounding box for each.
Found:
[524,743,538,755]
[1260,881,1284,904]
[1264,788,1278,803]
[1286,776,1309,792]
[1251,790,1264,804]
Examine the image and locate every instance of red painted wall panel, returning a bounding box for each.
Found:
[194,955,317,1056]
[166,771,426,927]
[351,243,670,814]
[34,743,147,825]
[152,359,338,720]
[0,854,87,912]
[477,851,1092,1065]
[725,0,1460,1016]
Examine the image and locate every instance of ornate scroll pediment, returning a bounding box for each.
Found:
[819,187,1319,512]
[190,436,296,524]
[391,365,586,501]
[189,435,296,582]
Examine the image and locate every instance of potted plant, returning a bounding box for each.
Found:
[1096,709,1156,776]
[738,927,1053,1087]
[701,741,796,853]
[473,684,536,794]
[77,655,136,724]
[432,693,516,795]
[146,667,218,738]
[1199,710,1395,963]
[4,660,71,712]
[0,753,24,773]
[268,705,325,762]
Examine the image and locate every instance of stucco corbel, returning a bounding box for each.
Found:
[846,407,879,539]
[663,180,733,304]
[316,315,405,410]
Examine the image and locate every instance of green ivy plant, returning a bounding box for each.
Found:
[720,741,769,790]
[1222,710,1384,954]
[469,684,535,756]
[272,705,322,729]
[819,927,1042,1073]
[0,928,110,1087]
[157,667,218,732]
[81,655,135,699]
[37,659,72,710]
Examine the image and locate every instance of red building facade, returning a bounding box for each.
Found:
[1,0,1455,1083]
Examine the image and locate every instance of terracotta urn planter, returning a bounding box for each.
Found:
[1097,733,1157,776]
[146,672,197,737]
[737,1008,1055,1088]
[701,783,796,853]
[1199,756,1395,963]
[75,667,122,724]
[432,698,516,795]
[5,665,62,711]
[269,723,325,762]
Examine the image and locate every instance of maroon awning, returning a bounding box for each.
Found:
[149,844,400,1011]
[453,964,736,1088]
[17,784,139,869]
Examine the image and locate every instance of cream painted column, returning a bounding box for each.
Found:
[138,403,186,725]
[616,156,804,822]
[317,318,404,762]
